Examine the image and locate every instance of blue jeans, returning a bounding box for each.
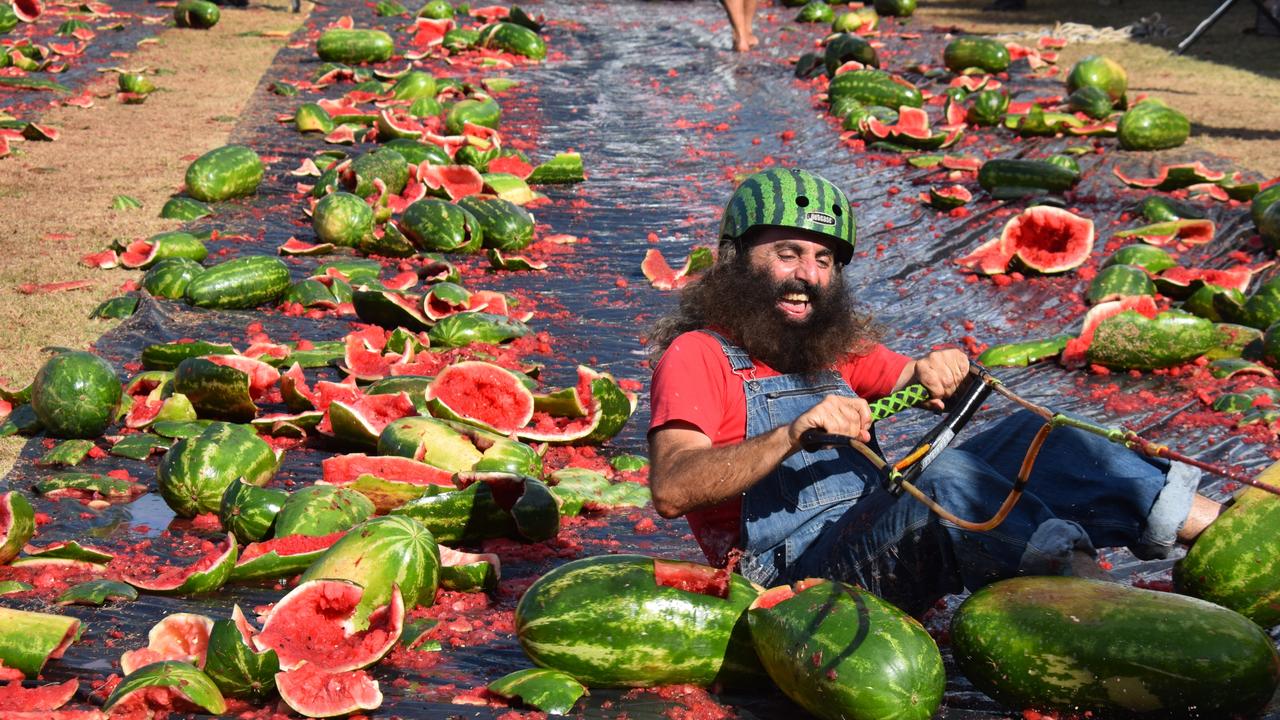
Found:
[791,410,1200,615]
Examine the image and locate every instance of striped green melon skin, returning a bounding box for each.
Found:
[172,357,257,422]
[951,576,1280,719]
[31,351,122,438]
[515,555,763,688]
[427,311,531,347]
[1102,243,1176,274]
[0,606,80,677]
[1085,264,1155,304]
[978,159,1078,193]
[1251,184,1280,227]
[294,103,334,133]
[399,198,483,252]
[749,581,943,720]
[316,29,394,64]
[942,36,1009,73]
[478,22,546,60]
[185,145,262,202]
[203,616,279,700]
[142,258,205,299]
[142,340,236,371]
[458,196,532,252]
[1118,100,1190,151]
[274,486,375,538]
[445,97,502,136]
[313,192,374,247]
[1066,54,1127,104]
[828,69,923,111]
[300,515,441,628]
[0,492,35,565]
[391,475,559,544]
[378,416,483,470]
[344,148,408,198]
[1175,473,1280,626]
[220,479,287,543]
[157,422,278,517]
[186,256,291,309]
[383,138,450,166]
[526,152,584,184]
[1087,309,1216,369]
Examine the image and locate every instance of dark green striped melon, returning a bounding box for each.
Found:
[219,479,287,544]
[1066,55,1127,104]
[342,148,408,198]
[399,198,483,252]
[382,138,450,166]
[390,70,435,100]
[313,192,374,248]
[515,555,764,687]
[427,311,531,347]
[1118,99,1190,151]
[185,145,263,202]
[966,89,1009,126]
[749,580,943,720]
[157,422,278,517]
[872,0,915,16]
[796,1,833,23]
[142,258,205,299]
[1085,264,1155,304]
[31,351,121,438]
[1175,470,1280,626]
[391,472,559,544]
[456,196,534,251]
[174,0,219,28]
[951,576,1280,718]
[943,36,1009,74]
[203,608,279,700]
[1102,243,1176,274]
[828,69,923,111]
[185,256,291,309]
[444,96,502,136]
[1250,184,1280,227]
[978,158,1078,194]
[316,29,394,64]
[273,486,375,538]
[1087,309,1216,369]
[823,33,877,76]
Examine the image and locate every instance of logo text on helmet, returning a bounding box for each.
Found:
[805,211,836,226]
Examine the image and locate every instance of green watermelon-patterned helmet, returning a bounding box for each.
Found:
[719,168,857,264]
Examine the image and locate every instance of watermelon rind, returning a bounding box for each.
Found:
[400,198,484,253]
[316,29,395,64]
[0,491,35,565]
[257,580,405,671]
[141,340,238,371]
[1101,243,1176,274]
[203,611,280,700]
[478,21,546,59]
[0,607,81,677]
[378,415,483,470]
[950,576,1280,718]
[174,0,219,28]
[185,255,291,310]
[219,478,288,543]
[172,357,258,422]
[943,36,1009,74]
[1117,99,1190,152]
[30,351,121,439]
[1085,264,1155,304]
[276,664,383,718]
[515,554,763,688]
[124,535,238,595]
[1066,55,1127,103]
[142,257,205,299]
[1175,470,1280,626]
[103,660,226,715]
[300,515,441,626]
[458,195,535,252]
[425,361,536,434]
[55,579,138,606]
[428,311,531,347]
[749,580,944,720]
[229,533,342,582]
[1086,309,1216,370]
[391,474,553,544]
[487,668,585,715]
[313,191,374,247]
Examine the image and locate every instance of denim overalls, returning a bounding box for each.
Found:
[707,331,1200,612]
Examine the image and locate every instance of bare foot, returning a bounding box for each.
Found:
[733,35,751,52]
[746,33,759,48]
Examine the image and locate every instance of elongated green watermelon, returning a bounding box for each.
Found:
[142,258,205,299]
[456,195,534,251]
[185,145,263,202]
[273,486,375,538]
[445,96,502,136]
[977,158,1078,194]
[186,256,291,309]
[391,473,559,544]
[1175,466,1280,626]
[31,351,122,438]
[316,29,394,64]
[749,580,943,720]
[943,36,1009,74]
[515,554,764,688]
[828,69,923,110]
[951,576,1280,718]
[399,198,483,252]
[1118,99,1190,151]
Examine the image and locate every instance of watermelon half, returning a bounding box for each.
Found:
[957,206,1094,275]
[256,580,404,672]
[425,361,535,434]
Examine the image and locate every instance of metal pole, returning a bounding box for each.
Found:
[1177,0,1240,54]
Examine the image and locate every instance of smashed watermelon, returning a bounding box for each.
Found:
[957,206,1094,275]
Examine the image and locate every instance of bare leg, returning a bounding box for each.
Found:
[743,0,759,47]
[1177,494,1225,544]
[720,0,750,51]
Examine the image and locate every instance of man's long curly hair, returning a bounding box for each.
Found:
[647,239,885,375]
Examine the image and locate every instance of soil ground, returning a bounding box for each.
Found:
[0,0,1277,473]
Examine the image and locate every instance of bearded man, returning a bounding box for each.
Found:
[647,168,1223,614]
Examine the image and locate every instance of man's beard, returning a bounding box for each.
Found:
[695,261,865,375]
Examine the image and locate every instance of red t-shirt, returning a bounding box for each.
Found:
[648,330,911,565]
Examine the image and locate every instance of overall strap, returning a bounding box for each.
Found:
[698,329,756,377]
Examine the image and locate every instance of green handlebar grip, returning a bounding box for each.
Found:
[869,384,930,421]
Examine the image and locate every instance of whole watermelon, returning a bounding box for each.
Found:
[157,422,278,517]
[31,351,122,438]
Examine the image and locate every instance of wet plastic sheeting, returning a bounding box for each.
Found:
[3,0,1279,716]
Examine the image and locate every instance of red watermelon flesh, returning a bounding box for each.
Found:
[940,156,982,172]
[121,538,235,592]
[81,249,119,269]
[12,0,42,21]
[205,355,280,400]
[408,17,452,47]
[487,155,533,179]
[420,165,484,201]
[1158,266,1256,293]
[469,290,510,316]
[276,664,382,717]
[0,679,78,712]
[281,363,317,411]
[1006,206,1094,274]
[469,4,510,19]
[956,235,1015,275]
[1061,296,1160,367]
[118,239,157,269]
[653,558,731,599]
[237,532,344,564]
[244,342,291,363]
[427,362,535,434]
[319,392,416,436]
[125,395,164,428]
[258,581,404,672]
[280,237,334,255]
[1112,162,1226,190]
[322,454,454,487]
